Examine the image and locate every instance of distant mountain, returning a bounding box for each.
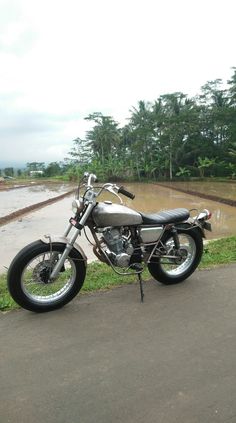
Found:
[0,161,26,169]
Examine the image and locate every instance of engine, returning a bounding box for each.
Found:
[101,227,134,268]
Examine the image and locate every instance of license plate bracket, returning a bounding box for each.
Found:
[203,221,212,231]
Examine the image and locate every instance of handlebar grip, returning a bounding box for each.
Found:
[118,186,135,200]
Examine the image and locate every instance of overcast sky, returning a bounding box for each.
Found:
[0,0,235,166]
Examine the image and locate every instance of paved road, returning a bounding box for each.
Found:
[1,264,236,423]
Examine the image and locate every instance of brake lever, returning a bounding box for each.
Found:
[106,186,123,205]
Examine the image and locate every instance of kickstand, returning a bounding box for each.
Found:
[137,273,144,303]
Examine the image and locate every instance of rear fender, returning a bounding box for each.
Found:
[40,235,87,265]
[174,222,205,238]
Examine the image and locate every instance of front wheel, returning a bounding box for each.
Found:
[147,228,203,285]
[7,241,86,312]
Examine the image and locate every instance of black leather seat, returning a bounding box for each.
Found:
[140,208,190,225]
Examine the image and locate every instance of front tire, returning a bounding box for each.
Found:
[7,241,86,312]
[148,228,203,285]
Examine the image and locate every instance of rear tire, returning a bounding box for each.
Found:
[148,228,203,285]
[7,240,86,312]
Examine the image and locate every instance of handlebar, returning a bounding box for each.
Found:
[82,173,135,202]
[118,186,135,200]
[87,173,97,186]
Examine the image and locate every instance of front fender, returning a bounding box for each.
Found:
[40,235,87,265]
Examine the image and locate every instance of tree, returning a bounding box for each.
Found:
[4,167,14,176]
[228,67,236,106]
[199,80,230,155]
[227,68,236,148]
[66,67,236,181]
[229,142,236,159]
[176,167,191,178]
[45,162,62,177]
[85,113,121,176]
[197,157,216,178]
[154,93,198,179]
[26,162,45,172]
[68,137,92,166]
[129,101,153,176]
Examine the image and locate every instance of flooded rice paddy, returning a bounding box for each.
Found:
[0,182,73,217]
[124,183,236,240]
[0,181,236,273]
[160,181,236,201]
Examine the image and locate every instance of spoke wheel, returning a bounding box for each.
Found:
[159,234,196,276]
[21,252,77,304]
[8,241,86,312]
[148,228,203,285]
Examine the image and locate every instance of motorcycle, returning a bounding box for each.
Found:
[7,172,212,312]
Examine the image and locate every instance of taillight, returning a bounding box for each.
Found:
[196,209,212,221]
[204,209,212,220]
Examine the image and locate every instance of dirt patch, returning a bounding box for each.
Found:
[156,183,236,207]
[0,190,75,227]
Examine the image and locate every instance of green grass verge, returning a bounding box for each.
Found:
[201,236,236,268]
[1,236,236,312]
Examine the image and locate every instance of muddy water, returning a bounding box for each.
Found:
[0,183,74,217]
[101,182,236,239]
[161,181,236,200]
[124,184,236,239]
[1,182,236,273]
[126,183,236,237]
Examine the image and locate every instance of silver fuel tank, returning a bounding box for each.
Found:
[92,202,142,227]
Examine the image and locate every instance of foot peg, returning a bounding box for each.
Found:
[130,263,143,272]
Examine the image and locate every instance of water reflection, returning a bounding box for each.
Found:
[1,182,236,272]
[123,183,236,239]
[0,183,74,217]
[162,181,236,200]
[1,181,236,240]
[27,183,70,193]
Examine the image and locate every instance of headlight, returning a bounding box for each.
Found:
[72,199,84,214]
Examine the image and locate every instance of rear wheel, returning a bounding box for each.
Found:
[147,228,203,285]
[7,241,86,312]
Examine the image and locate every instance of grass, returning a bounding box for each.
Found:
[201,236,236,268]
[1,236,236,312]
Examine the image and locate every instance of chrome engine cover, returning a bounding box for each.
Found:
[100,227,134,268]
[92,202,142,227]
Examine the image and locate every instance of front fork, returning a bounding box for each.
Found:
[49,202,95,280]
[49,227,81,279]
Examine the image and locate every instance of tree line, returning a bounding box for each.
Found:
[70,68,236,181]
[0,162,67,178]
[2,68,236,182]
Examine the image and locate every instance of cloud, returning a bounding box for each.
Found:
[0,0,236,165]
[0,102,93,163]
[0,111,59,136]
